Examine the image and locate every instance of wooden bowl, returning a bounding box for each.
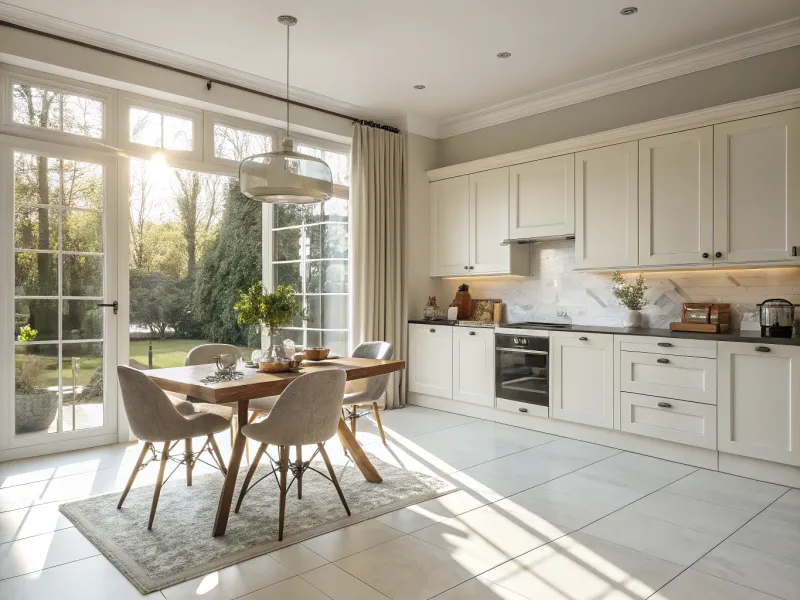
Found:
[258,360,296,373]
[303,347,330,361]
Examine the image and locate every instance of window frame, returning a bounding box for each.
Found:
[203,112,279,168]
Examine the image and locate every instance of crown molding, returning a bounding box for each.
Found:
[437,17,800,139]
[427,88,800,181]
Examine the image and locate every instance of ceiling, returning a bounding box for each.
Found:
[1,0,799,136]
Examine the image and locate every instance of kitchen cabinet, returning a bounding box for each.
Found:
[452,327,495,406]
[509,154,575,240]
[714,109,800,265]
[620,351,717,405]
[638,128,714,267]
[575,142,639,270]
[551,331,614,429]
[408,324,453,398]
[430,176,470,276]
[469,168,514,274]
[718,342,800,466]
[620,392,717,450]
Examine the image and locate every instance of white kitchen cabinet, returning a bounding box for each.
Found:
[620,351,717,405]
[551,331,614,429]
[620,392,717,450]
[408,324,453,399]
[718,342,800,466]
[452,327,495,406]
[575,142,639,270]
[430,176,470,276]
[469,168,513,274]
[714,109,800,265]
[509,154,575,240]
[639,127,714,267]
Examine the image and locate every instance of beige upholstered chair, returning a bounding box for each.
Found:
[342,341,393,444]
[116,366,230,529]
[236,370,349,541]
[185,343,242,420]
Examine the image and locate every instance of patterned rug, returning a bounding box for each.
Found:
[60,453,456,593]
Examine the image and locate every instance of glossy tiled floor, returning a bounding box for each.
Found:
[1,406,799,599]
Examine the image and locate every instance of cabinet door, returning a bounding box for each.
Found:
[408,324,453,398]
[510,154,575,239]
[452,327,495,406]
[551,332,614,429]
[714,109,800,265]
[469,168,511,274]
[575,142,639,269]
[639,128,714,267]
[718,342,800,466]
[430,176,470,276]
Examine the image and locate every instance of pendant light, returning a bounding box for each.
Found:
[239,15,333,204]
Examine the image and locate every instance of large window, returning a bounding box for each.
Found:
[11,82,104,139]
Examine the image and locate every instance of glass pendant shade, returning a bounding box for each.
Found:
[240,138,333,204]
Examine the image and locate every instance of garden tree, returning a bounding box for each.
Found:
[129,270,194,338]
[129,158,154,270]
[171,169,223,274]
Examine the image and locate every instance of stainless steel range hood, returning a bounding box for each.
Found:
[501,234,576,246]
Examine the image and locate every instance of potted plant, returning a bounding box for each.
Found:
[234,283,307,358]
[612,271,649,327]
[15,353,59,434]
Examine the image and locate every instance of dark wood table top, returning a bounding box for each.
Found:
[143,357,405,404]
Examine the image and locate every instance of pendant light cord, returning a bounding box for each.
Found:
[285,22,290,138]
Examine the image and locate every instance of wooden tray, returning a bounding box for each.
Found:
[670,322,729,333]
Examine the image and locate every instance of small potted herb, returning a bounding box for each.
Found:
[234,283,307,358]
[611,271,649,327]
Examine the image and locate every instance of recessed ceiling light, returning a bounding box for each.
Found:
[497,52,512,59]
[620,6,638,15]
[413,84,426,90]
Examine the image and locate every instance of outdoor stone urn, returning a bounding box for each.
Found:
[15,391,59,434]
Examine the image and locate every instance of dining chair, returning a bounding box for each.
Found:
[235,370,349,541]
[116,365,231,529]
[342,341,393,444]
[185,343,240,441]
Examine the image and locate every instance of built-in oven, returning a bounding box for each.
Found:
[495,329,550,412]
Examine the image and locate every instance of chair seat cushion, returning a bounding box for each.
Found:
[342,390,372,406]
[168,396,196,416]
[249,395,278,414]
[192,402,234,420]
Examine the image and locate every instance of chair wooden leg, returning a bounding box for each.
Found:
[118,442,150,509]
[235,443,267,514]
[185,438,193,486]
[248,412,258,424]
[278,445,289,541]
[350,408,357,435]
[341,409,349,456]
[372,402,387,445]
[318,443,350,516]
[208,434,227,476]
[296,445,303,499]
[148,442,170,530]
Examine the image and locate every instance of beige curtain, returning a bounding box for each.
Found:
[350,122,407,408]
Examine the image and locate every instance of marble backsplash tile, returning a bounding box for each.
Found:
[437,240,800,330]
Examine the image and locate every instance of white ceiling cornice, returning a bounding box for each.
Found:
[437,17,800,139]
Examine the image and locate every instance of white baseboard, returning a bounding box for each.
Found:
[0,433,119,462]
[719,452,800,489]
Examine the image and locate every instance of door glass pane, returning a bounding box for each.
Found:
[15,253,58,296]
[61,342,104,431]
[62,255,103,297]
[14,205,58,250]
[15,300,59,341]
[15,345,60,435]
[62,209,103,252]
[306,295,348,330]
[273,228,302,261]
[63,301,104,340]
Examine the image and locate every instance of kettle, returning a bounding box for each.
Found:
[758,299,795,338]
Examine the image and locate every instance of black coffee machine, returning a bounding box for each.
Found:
[758,299,795,338]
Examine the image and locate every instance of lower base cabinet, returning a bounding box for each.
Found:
[620,392,717,450]
[408,324,453,398]
[453,326,495,406]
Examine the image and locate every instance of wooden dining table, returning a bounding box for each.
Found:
[143,357,405,536]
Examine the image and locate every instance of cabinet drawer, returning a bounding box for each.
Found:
[620,392,717,450]
[620,351,717,405]
[496,397,549,419]
[617,335,717,358]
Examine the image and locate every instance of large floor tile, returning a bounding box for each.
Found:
[375,489,488,534]
[336,535,488,600]
[161,553,294,600]
[495,486,617,530]
[461,446,594,490]
[239,576,331,599]
[302,519,404,562]
[663,470,788,514]
[302,563,391,600]
[626,490,752,537]
[577,452,696,493]
[374,407,476,439]
[411,503,568,570]
[0,527,99,580]
[448,468,536,502]
[695,541,800,600]
[539,470,648,508]
[651,568,779,600]
[434,577,530,599]
[523,438,622,463]
[0,502,73,543]
[269,543,328,574]
[729,513,800,563]
[763,489,800,526]
[481,531,684,600]
[581,509,724,566]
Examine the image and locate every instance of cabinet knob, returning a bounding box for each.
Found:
[468,331,476,336]
[657,358,670,364]
[657,402,673,409]
[755,346,771,353]
[469,265,474,270]
[518,407,529,413]
[429,328,436,333]
[715,252,722,258]
[464,265,469,270]
[579,336,588,341]
[702,252,709,258]
[657,342,673,347]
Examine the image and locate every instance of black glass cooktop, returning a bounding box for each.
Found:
[502,321,570,329]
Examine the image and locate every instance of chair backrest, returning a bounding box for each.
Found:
[351,341,394,400]
[251,370,346,446]
[185,343,243,366]
[117,365,189,442]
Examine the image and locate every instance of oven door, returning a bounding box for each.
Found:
[495,334,549,406]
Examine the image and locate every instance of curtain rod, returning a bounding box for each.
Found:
[0,19,400,130]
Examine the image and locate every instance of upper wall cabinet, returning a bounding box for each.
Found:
[575,142,638,270]
[509,154,575,240]
[430,175,470,276]
[470,168,513,274]
[639,127,714,267]
[714,109,800,265]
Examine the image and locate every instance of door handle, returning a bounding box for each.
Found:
[657,358,670,364]
[755,346,771,353]
[96,301,118,315]
[657,342,673,347]
[657,402,672,408]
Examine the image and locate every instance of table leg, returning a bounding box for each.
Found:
[336,418,382,483]
[212,400,249,536]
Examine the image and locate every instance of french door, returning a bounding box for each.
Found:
[1,137,119,453]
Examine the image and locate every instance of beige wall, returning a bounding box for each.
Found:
[436,46,800,167]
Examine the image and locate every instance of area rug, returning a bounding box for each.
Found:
[60,453,457,593]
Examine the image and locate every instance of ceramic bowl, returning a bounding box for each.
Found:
[303,347,330,361]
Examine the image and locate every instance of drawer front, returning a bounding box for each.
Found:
[618,335,717,358]
[621,351,717,404]
[620,392,717,449]
[495,397,549,419]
